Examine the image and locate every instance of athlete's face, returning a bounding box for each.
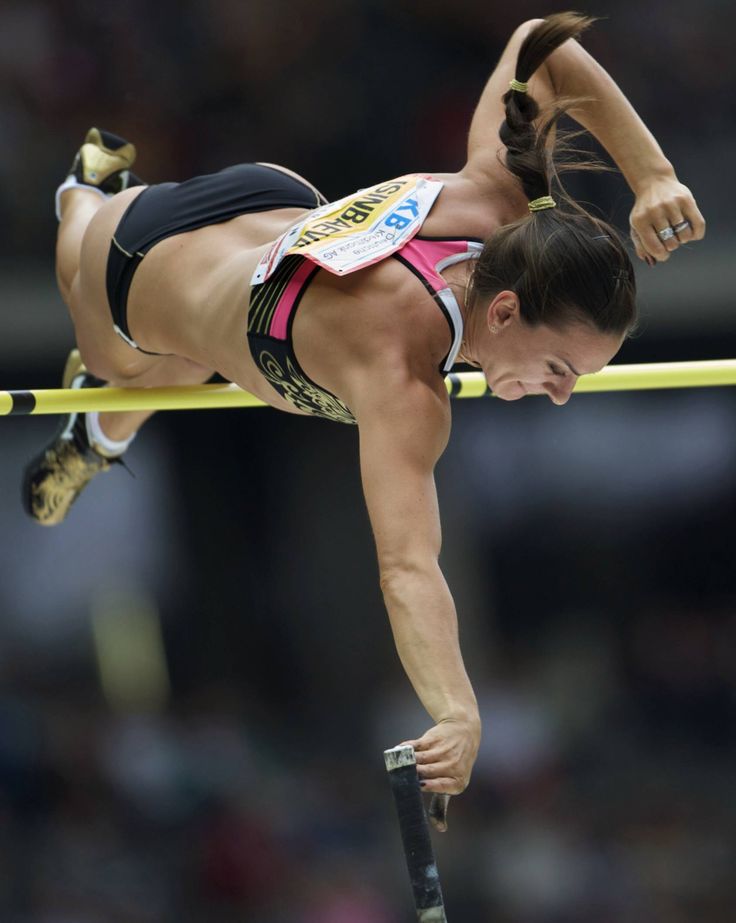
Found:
[479,292,624,405]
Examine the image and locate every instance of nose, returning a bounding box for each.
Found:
[546,377,576,406]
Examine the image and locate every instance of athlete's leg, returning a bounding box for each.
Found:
[55,179,161,450]
[97,354,215,443]
[55,127,138,298]
[56,129,218,446]
[56,187,108,304]
[23,131,214,525]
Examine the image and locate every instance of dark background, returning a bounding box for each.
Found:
[1,2,735,921]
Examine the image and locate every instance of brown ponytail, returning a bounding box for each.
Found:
[469,13,637,336]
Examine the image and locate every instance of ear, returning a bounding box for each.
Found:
[486,290,520,331]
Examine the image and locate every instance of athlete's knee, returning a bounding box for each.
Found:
[76,334,132,383]
[76,344,111,382]
[109,356,215,387]
[55,264,74,306]
[170,358,216,383]
[55,238,79,305]
[77,337,116,381]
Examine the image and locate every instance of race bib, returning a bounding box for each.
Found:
[251,174,443,284]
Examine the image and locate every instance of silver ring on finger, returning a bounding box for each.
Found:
[657,226,676,242]
[672,219,691,235]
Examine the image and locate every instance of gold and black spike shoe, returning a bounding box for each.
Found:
[22,350,120,526]
[55,128,143,220]
[72,127,137,192]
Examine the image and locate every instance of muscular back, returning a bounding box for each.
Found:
[80,169,524,412]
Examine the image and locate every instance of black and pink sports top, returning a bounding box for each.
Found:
[247,177,483,423]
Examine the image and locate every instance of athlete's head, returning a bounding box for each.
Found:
[467,13,636,403]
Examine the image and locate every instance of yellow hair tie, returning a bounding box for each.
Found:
[528,195,557,212]
[509,78,529,93]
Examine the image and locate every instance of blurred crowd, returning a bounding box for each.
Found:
[2,391,735,923]
[1,596,735,923]
[1,1,735,921]
[1,0,734,262]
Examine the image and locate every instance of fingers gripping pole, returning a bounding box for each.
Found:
[384,745,447,923]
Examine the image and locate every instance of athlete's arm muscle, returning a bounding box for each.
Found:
[540,29,705,260]
[463,18,705,262]
[462,19,553,184]
[351,371,480,795]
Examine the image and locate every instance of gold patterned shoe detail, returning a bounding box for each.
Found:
[60,346,86,389]
[55,128,143,220]
[75,128,137,193]
[21,350,119,526]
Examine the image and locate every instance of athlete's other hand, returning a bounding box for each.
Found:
[629,173,705,265]
[399,715,481,825]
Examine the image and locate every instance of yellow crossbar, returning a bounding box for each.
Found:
[2,359,736,416]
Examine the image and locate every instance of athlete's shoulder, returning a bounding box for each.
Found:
[422,169,528,237]
[251,174,443,285]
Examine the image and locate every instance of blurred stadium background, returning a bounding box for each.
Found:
[1,1,735,921]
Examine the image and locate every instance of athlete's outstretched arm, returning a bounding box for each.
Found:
[463,17,705,264]
[351,372,480,797]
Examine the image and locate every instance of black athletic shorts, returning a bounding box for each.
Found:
[105,163,325,352]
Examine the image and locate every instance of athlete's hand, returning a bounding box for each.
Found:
[399,716,481,830]
[629,174,706,265]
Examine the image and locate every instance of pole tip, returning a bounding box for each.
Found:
[384,744,416,771]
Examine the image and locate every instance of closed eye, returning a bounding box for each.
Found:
[548,363,567,378]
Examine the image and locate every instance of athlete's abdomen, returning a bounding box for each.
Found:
[142,231,319,416]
